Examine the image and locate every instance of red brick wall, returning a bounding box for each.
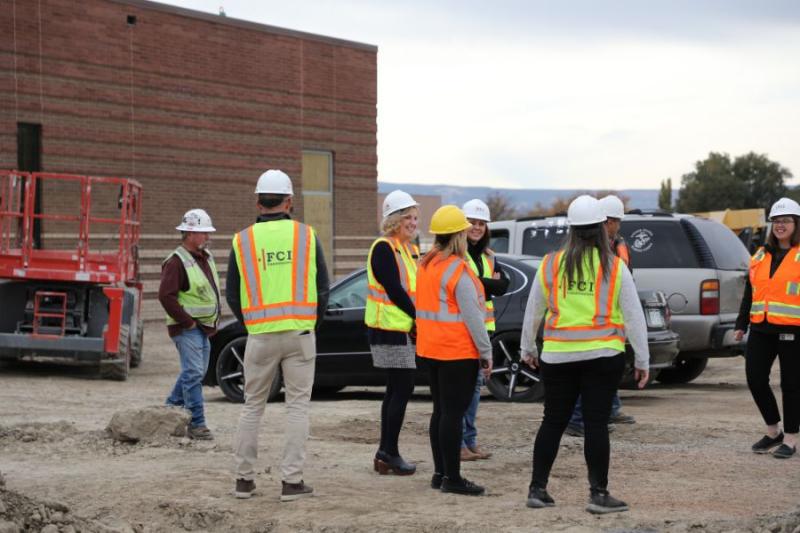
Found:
[0,0,377,239]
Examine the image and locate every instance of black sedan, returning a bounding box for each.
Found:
[203,255,680,403]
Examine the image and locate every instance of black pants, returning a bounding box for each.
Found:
[531,353,625,492]
[426,358,480,481]
[746,329,800,434]
[379,368,416,456]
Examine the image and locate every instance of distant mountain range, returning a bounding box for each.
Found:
[377,182,679,211]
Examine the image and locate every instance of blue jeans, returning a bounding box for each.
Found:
[166,328,211,428]
[569,393,622,428]
[461,370,484,449]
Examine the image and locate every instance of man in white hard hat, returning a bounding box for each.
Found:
[228,169,330,502]
[160,208,222,441]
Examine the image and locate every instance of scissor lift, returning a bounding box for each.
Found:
[0,170,143,380]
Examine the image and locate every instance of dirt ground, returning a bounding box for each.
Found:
[1,328,799,533]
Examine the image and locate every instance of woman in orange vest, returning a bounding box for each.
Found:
[520,195,649,514]
[734,197,800,459]
[366,190,420,475]
[416,205,493,496]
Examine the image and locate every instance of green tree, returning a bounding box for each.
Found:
[675,152,792,212]
[658,178,672,211]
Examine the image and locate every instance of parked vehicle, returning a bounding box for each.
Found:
[489,210,749,384]
[0,170,144,380]
[203,255,679,403]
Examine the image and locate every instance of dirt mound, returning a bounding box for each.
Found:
[106,406,191,443]
[0,421,80,443]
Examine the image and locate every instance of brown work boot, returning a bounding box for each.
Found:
[468,445,492,460]
[187,425,214,440]
[460,447,480,461]
[234,478,255,499]
[281,480,314,502]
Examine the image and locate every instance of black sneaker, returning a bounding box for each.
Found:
[526,487,555,508]
[752,433,784,454]
[440,476,485,496]
[772,443,796,459]
[234,478,255,499]
[431,473,443,490]
[586,490,629,514]
[281,480,314,502]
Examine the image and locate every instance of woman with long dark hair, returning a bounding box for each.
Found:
[734,197,800,459]
[520,195,649,514]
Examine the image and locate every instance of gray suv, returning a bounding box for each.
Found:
[489,211,749,383]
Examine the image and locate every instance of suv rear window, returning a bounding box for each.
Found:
[619,220,700,268]
[688,218,750,270]
[521,226,568,256]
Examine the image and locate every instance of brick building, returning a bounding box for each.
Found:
[0,0,377,319]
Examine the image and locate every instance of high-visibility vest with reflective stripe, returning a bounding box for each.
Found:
[417,254,486,361]
[465,251,496,332]
[365,237,418,332]
[232,219,318,333]
[749,246,800,326]
[540,249,625,353]
[164,246,221,328]
[613,237,630,267]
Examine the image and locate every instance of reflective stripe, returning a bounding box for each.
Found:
[544,327,625,341]
[417,309,463,323]
[183,305,218,315]
[294,224,310,303]
[788,282,800,296]
[243,304,317,322]
[767,303,800,318]
[594,263,607,326]
[237,228,260,307]
[417,258,466,323]
[751,301,766,312]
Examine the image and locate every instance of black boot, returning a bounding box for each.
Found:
[586,489,628,514]
[440,476,485,496]
[374,451,416,475]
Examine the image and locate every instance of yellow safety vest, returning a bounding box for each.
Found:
[540,249,625,353]
[164,246,221,327]
[232,219,318,334]
[465,252,496,332]
[365,237,418,332]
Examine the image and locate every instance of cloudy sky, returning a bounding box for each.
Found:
[160,1,800,190]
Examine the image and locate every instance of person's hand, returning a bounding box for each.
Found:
[492,271,501,280]
[734,329,745,342]
[521,351,539,369]
[635,368,649,389]
[480,358,493,380]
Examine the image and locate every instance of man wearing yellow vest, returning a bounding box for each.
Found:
[227,169,329,502]
[160,209,221,441]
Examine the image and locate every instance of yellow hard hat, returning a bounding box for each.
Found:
[429,205,472,235]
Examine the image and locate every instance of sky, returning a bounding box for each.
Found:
[158,1,800,190]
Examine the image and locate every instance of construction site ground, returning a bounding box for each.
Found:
[1,328,799,533]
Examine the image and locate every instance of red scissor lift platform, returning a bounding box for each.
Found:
[0,170,143,380]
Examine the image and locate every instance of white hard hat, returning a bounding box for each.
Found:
[567,195,606,227]
[255,169,293,195]
[462,198,491,222]
[768,197,800,220]
[382,190,419,218]
[176,208,216,232]
[599,195,625,220]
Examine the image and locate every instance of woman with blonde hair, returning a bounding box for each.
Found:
[416,205,493,496]
[366,190,420,475]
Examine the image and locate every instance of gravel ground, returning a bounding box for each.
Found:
[1,328,799,532]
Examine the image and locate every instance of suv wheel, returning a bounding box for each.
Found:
[656,355,708,384]
[486,330,544,402]
[216,335,282,403]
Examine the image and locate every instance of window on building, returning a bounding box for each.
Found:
[302,151,333,272]
[17,123,42,248]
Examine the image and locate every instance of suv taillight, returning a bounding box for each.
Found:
[700,280,720,315]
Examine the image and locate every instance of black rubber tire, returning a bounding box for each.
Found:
[656,356,708,384]
[215,335,282,403]
[486,330,544,402]
[100,324,130,381]
[129,318,144,368]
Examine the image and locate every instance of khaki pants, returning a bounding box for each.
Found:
[233,330,316,483]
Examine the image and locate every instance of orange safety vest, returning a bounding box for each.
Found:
[613,237,630,267]
[416,254,487,361]
[749,246,800,326]
[540,249,625,352]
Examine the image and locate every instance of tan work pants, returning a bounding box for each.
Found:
[233,329,316,483]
